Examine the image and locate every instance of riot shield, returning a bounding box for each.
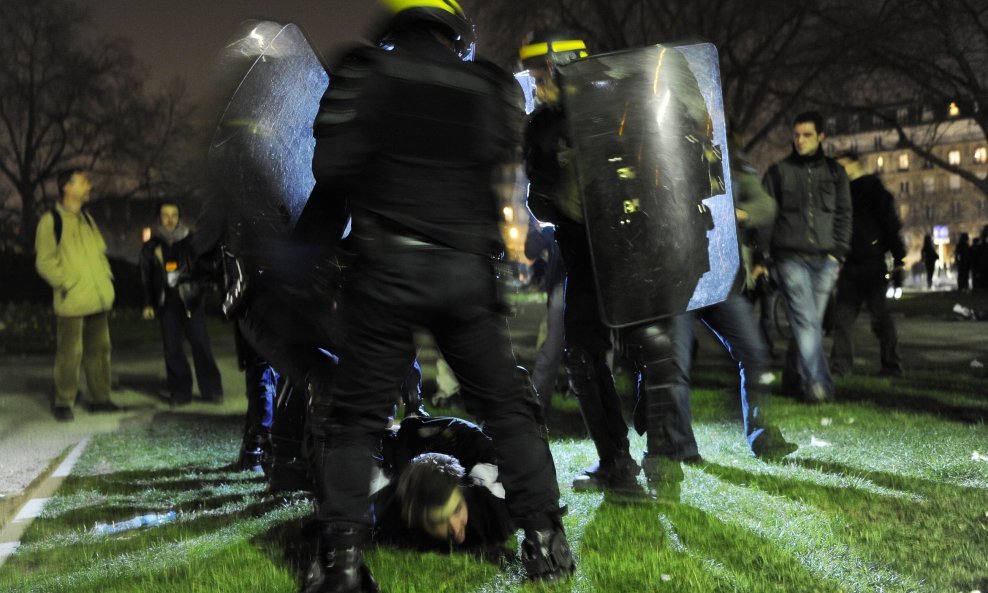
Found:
[208,21,330,235]
[559,43,740,327]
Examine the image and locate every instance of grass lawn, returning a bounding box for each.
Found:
[2,379,986,592]
[1,290,987,592]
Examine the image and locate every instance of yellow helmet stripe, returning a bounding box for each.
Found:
[382,0,464,18]
[519,39,587,61]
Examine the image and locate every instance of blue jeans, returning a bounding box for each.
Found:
[775,255,840,398]
[671,293,774,453]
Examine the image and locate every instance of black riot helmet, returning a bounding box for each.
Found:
[518,30,588,71]
[379,0,476,60]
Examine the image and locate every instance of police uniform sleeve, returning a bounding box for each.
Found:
[311,46,382,191]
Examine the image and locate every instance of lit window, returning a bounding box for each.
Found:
[949,174,961,191]
[948,150,961,165]
[948,101,960,117]
[876,156,885,172]
[923,177,935,194]
[898,153,910,171]
[974,147,987,163]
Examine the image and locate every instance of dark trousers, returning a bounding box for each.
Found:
[830,262,901,375]
[561,258,633,469]
[159,298,222,400]
[308,241,559,530]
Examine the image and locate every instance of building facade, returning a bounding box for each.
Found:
[825,106,988,272]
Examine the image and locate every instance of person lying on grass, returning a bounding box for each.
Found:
[372,416,515,560]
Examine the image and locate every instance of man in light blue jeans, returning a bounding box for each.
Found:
[775,255,841,401]
[763,111,852,403]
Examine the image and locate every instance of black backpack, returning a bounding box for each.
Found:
[50,208,94,245]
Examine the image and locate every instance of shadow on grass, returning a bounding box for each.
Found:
[834,384,988,424]
[579,497,840,593]
[699,460,988,591]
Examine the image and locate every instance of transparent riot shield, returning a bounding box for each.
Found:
[558,43,740,327]
[208,22,330,235]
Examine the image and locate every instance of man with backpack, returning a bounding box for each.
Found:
[35,169,119,421]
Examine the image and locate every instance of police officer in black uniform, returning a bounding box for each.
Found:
[522,33,699,497]
[302,3,573,591]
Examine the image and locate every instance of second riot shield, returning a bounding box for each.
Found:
[559,43,740,327]
[207,21,330,236]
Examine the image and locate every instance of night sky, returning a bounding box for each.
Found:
[79,0,381,96]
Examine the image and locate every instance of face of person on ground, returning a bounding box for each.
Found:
[792,122,824,156]
[63,172,92,204]
[159,204,180,232]
[422,488,468,544]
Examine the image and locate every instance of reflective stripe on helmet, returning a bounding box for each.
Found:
[518,39,587,61]
[382,0,465,18]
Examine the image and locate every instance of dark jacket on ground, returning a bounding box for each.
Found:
[374,417,514,557]
[763,147,852,259]
[845,174,906,267]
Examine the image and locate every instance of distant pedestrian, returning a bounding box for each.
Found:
[830,151,905,378]
[140,199,223,405]
[35,169,119,421]
[955,233,971,291]
[973,226,988,292]
[763,111,852,403]
[921,234,938,290]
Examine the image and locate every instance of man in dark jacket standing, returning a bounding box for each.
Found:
[829,151,905,377]
[140,200,223,405]
[763,111,852,402]
[302,2,573,591]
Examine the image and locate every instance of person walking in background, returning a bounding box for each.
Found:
[829,151,905,378]
[668,129,797,459]
[140,199,223,405]
[955,233,971,291]
[763,111,852,403]
[35,169,119,421]
[921,234,938,290]
[972,226,988,292]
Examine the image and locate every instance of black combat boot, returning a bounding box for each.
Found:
[641,454,684,503]
[520,514,575,582]
[302,525,377,593]
[237,431,271,474]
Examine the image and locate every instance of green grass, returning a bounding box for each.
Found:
[2,380,986,593]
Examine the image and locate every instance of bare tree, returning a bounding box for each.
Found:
[0,0,193,251]
[467,0,852,154]
[819,0,988,196]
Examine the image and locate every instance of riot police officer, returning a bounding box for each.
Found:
[303,3,573,591]
[521,32,698,497]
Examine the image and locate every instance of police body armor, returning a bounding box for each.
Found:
[557,43,741,327]
[330,41,520,259]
